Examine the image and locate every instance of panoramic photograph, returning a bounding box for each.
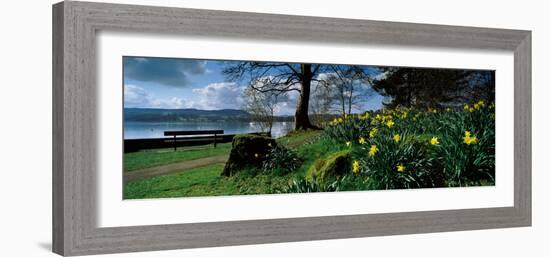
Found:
[122,56,496,200]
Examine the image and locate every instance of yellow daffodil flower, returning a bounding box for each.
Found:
[368,145,378,157]
[352,160,360,173]
[369,127,378,138]
[393,134,401,143]
[464,137,478,145]
[463,131,478,145]
[358,136,366,144]
[386,120,395,128]
[396,163,405,172]
[430,137,440,145]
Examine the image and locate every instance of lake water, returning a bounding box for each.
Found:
[124,121,294,139]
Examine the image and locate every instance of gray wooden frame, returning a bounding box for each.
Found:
[52,1,531,256]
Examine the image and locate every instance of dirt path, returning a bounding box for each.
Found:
[124,155,229,183]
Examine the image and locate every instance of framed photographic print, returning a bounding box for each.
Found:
[52,1,531,256]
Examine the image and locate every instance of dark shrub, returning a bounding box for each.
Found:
[262,146,302,176]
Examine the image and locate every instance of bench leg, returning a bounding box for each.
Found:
[214,134,217,148]
[173,135,177,151]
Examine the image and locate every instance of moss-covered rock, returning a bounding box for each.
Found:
[221,134,277,176]
[306,150,351,182]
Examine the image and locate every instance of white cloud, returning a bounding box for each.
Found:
[124,82,303,115]
[190,82,246,110]
[124,84,189,109]
[124,84,153,107]
[373,71,388,80]
[125,83,247,110]
[273,99,297,116]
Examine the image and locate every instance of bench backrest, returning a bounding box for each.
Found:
[164,130,224,136]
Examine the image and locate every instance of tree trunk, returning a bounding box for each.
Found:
[294,64,314,130]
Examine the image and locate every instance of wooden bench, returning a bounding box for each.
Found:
[164,130,224,151]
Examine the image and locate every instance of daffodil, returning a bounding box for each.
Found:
[463,136,478,145]
[358,136,366,144]
[368,145,378,157]
[346,141,352,147]
[254,153,259,158]
[352,160,360,173]
[386,120,395,128]
[464,104,470,110]
[338,117,344,123]
[463,131,478,145]
[393,134,401,143]
[369,127,378,138]
[396,163,405,172]
[430,137,439,145]
[268,143,272,147]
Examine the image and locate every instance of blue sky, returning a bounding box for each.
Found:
[123,57,383,115]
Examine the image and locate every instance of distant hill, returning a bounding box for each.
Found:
[124,108,254,122]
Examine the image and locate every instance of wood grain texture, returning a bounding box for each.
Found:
[52,1,532,256]
[52,2,65,255]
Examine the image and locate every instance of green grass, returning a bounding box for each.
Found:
[124,163,295,199]
[123,130,346,199]
[274,129,347,177]
[277,129,321,148]
[124,163,231,199]
[124,142,232,172]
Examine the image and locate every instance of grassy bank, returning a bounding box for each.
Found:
[123,130,325,199]
[124,142,232,172]
[124,163,298,199]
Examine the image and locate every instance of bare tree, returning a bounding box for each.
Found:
[224,62,330,130]
[309,80,334,126]
[321,65,375,117]
[242,87,281,135]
